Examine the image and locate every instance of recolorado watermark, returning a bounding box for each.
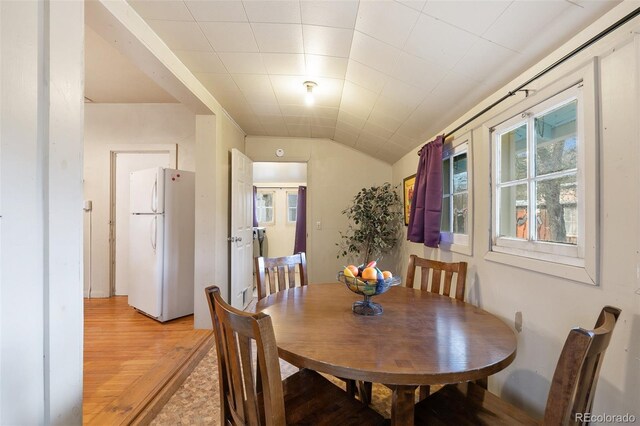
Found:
[575,413,637,423]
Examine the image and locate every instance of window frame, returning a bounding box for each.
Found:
[286,190,298,224]
[492,86,582,261]
[485,61,599,285]
[256,189,275,225]
[440,132,473,256]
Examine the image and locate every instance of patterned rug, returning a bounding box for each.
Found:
[150,345,398,424]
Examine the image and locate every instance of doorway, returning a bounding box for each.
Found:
[253,162,308,260]
[110,149,174,296]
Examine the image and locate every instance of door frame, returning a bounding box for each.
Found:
[108,144,177,296]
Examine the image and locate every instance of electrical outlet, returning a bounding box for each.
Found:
[316,221,321,230]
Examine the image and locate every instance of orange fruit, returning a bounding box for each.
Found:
[347,265,359,276]
[361,267,377,281]
[382,271,393,279]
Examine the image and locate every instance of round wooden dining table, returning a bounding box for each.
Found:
[255,283,517,426]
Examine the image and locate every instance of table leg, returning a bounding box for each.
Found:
[390,385,417,426]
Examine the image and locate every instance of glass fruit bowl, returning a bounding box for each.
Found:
[337,271,401,316]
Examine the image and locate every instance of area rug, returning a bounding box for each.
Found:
[150,345,397,424]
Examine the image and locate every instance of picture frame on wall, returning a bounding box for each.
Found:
[403,174,416,226]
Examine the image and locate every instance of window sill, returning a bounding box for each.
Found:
[439,241,472,256]
[484,250,597,285]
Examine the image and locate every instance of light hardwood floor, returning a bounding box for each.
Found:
[83,296,212,424]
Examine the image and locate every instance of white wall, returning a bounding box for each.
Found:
[392,4,640,419]
[84,103,196,298]
[246,137,393,283]
[1,0,84,423]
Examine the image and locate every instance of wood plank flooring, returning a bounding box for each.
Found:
[84,296,211,424]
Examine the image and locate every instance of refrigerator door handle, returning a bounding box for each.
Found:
[151,216,157,251]
[151,176,158,213]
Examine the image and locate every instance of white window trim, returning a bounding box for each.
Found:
[440,131,473,256]
[286,190,298,225]
[485,60,599,285]
[257,190,275,226]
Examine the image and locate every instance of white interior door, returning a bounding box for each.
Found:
[230,149,254,309]
[114,152,170,296]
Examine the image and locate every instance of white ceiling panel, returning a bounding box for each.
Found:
[263,53,306,75]
[405,13,478,64]
[252,23,304,53]
[345,60,387,94]
[355,1,420,48]
[303,25,354,58]
[422,1,510,37]
[333,128,359,147]
[250,103,283,116]
[219,52,267,74]
[483,1,574,52]
[389,52,447,93]
[337,110,366,130]
[243,0,301,23]
[200,22,258,52]
[305,55,348,79]
[233,74,279,104]
[146,20,211,51]
[129,1,193,21]
[350,31,402,75]
[125,0,619,164]
[311,126,336,138]
[287,124,312,137]
[185,0,247,22]
[368,105,403,133]
[300,0,359,29]
[340,81,379,118]
[397,0,427,12]
[174,50,227,73]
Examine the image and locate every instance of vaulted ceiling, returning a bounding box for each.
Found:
[123,0,618,163]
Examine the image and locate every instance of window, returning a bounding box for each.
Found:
[493,87,579,259]
[487,61,598,285]
[440,133,473,255]
[256,190,274,224]
[287,191,298,223]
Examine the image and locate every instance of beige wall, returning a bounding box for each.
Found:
[246,136,393,282]
[83,103,196,297]
[391,7,640,420]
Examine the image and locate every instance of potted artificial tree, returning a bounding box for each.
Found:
[337,182,403,267]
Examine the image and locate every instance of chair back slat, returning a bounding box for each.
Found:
[419,267,430,292]
[205,286,287,426]
[543,306,621,425]
[406,255,468,301]
[256,253,309,300]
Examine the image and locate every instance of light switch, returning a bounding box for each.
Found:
[316,221,321,230]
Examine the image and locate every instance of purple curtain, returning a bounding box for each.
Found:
[252,186,259,227]
[293,186,307,254]
[407,135,444,247]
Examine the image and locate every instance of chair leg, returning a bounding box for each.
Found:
[356,381,373,405]
[418,385,430,401]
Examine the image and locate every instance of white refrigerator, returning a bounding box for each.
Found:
[128,167,195,322]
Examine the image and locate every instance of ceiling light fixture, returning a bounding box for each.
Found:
[303,81,317,106]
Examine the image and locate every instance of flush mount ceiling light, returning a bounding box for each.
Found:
[303,81,317,106]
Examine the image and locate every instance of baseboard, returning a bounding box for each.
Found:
[87,330,213,425]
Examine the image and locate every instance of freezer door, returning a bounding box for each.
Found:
[128,214,164,318]
[130,167,165,214]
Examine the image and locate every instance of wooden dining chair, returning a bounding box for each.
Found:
[205,285,385,426]
[414,305,622,425]
[255,252,308,300]
[405,254,468,301]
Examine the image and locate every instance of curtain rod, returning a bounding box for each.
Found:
[418,6,640,155]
